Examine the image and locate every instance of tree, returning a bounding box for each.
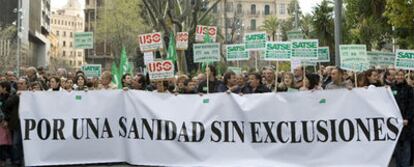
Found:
[0,25,17,73]
[311,0,334,47]
[96,0,147,64]
[142,0,222,73]
[384,0,414,49]
[261,16,279,41]
[344,0,392,50]
[279,0,302,41]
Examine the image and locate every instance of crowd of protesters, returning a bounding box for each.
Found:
[0,65,413,166]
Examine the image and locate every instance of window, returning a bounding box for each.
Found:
[63,51,66,57]
[250,19,256,30]
[63,41,66,47]
[279,3,286,15]
[86,0,89,5]
[265,5,270,15]
[56,30,59,36]
[237,4,242,14]
[78,52,82,57]
[70,61,72,66]
[63,31,66,37]
[212,5,218,13]
[251,4,256,15]
[225,2,233,12]
[78,61,82,66]
[70,32,72,37]
[70,42,72,47]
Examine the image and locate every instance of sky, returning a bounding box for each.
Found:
[51,0,321,14]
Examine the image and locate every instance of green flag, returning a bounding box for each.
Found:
[167,32,177,63]
[119,47,131,76]
[111,62,121,89]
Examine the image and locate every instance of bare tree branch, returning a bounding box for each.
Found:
[198,0,221,23]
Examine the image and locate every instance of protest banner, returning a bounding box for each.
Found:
[143,52,154,65]
[264,42,292,61]
[395,49,414,70]
[226,44,249,61]
[81,64,101,79]
[138,32,163,52]
[287,30,304,41]
[291,39,319,59]
[147,60,174,80]
[74,32,93,49]
[195,25,217,42]
[367,51,395,69]
[176,32,188,50]
[227,66,242,74]
[193,43,220,63]
[244,32,267,51]
[340,44,369,72]
[20,88,401,166]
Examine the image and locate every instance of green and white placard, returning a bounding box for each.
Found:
[287,30,304,41]
[291,39,318,59]
[226,44,249,61]
[395,49,414,70]
[193,43,220,63]
[367,51,395,69]
[74,32,93,49]
[340,45,369,72]
[244,32,267,51]
[317,47,330,62]
[81,64,101,78]
[264,42,292,61]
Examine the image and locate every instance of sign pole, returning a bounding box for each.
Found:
[354,71,358,88]
[206,62,210,94]
[274,61,279,93]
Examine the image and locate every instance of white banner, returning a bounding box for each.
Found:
[20,88,402,166]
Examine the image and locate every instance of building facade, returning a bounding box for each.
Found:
[212,0,292,43]
[50,0,85,70]
[84,0,113,70]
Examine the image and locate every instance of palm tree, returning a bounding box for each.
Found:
[261,16,279,41]
[311,0,334,46]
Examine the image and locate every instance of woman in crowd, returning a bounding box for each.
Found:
[391,70,414,167]
[48,76,61,91]
[365,69,383,87]
[30,81,43,91]
[154,80,170,93]
[64,78,74,92]
[300,73,322,91]
[278,72,298,92]
[74,75,88,91]
[121,74,132,89]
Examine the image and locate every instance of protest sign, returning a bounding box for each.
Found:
[21,88,401,167]
[193,43,220,63]
[290,59,302,73]
[317,47,330,62]
[287,30,304,41]
[195,25,217,42]
[74,32,93,49]
[264,42,292,61]
[367,51,395,69]
[147,60,174,80]
[395,49,414,70]
[244,32,267,51]
[143,52,154,65]
[340,45,369,72]
[81,64,101,78]
[226,44,249,61]
[138,32,163,52]
[291,39,318,59]
[176,32,188,50]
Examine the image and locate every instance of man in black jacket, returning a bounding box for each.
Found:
[242,72,270,94]
[391,70,414,167]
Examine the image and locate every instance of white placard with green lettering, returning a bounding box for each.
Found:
[340,45,369,72]
[81,64,101,79]
[74,32,93,49]
[193,43,220,63]
[264,42,292,61]
[291,39,318,59]
[395,49,414,70]
[244,32,267,51]
[227,66,242,74]
[226,44,249,61]
[367,51,395,69]
[317,47,330,62]
[287,30,304,41]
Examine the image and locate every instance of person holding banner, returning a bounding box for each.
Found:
[325,67,353,90]
[384,69,397,86]
[365,69,383,87]
[74,75,88,91]
[217,71,241,93]
[391,70,414,167]
[293,65,304,89]
[121,74,132,89]
[198,65,223,94]
[300,73,322,91]
[47,77,62,91]
[242,72,270,94]
[262,68,276,91]
[277,72,298,92]
[98,71,117,90]
[63,78,74,92]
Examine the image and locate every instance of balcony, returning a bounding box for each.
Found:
[246,11,261,17]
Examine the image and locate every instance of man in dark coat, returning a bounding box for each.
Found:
[242,72,271,94]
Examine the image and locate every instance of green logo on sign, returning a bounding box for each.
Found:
[319,98,326,104]
[76,95,82,100]
[203,98,209,104]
